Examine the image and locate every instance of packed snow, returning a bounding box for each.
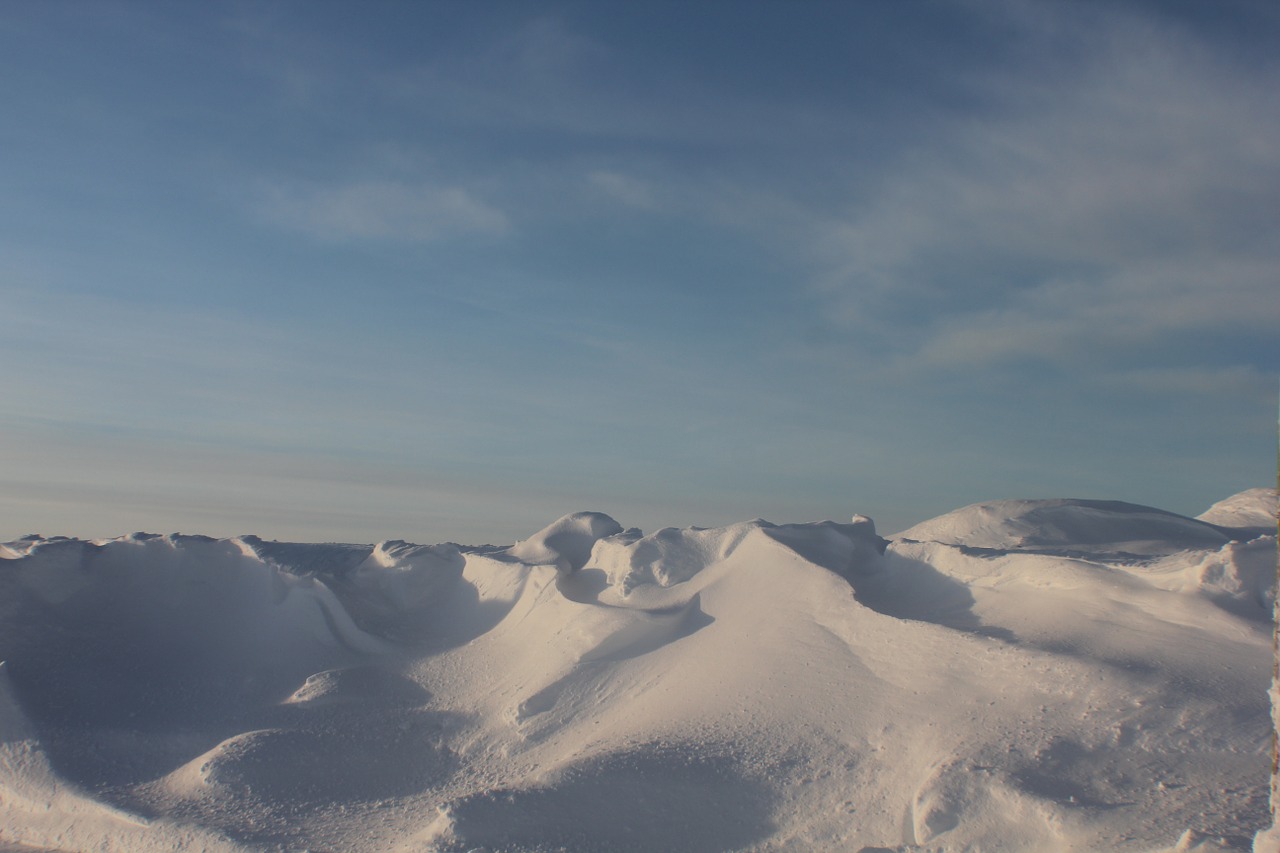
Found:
[0,489,1275,852]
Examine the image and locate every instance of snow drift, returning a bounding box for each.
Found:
[0,489,1275,852]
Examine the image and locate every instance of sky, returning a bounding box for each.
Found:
[1,0,1277,544]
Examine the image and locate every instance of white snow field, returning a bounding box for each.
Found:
[0,489,1275,852]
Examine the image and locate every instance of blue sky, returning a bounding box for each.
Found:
[2,0,1276,544]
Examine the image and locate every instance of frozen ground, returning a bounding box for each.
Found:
[0,489,1275,852]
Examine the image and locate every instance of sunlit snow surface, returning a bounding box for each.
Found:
[0,491,1275,852]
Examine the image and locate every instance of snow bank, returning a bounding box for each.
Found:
[0,490,1274,852]
[895,497,1237,555]
[892,492,1277,620]
[1199,487,1278,532]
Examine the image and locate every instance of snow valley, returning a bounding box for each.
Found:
[0,489,1275,852]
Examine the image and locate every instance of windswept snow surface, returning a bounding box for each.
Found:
[0,490,1275,852]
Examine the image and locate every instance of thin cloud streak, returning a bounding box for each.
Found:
[261,180,509,243]
[588,170,659,210]
[1101,365,1274,399]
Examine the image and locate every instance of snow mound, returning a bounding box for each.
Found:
[284,665,428,707]
[896,498,1234,556]
[0,531,390,799]
[588,520,761,593]
[170,711,454,805]
[420,743,776,853]
[1173,535,1278,616]
[1197,487,1277,532]
[588,517,886,594]
[504,511,624,571]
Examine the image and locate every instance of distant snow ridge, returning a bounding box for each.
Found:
[894,493,1277,617]
[897,497,1239,555]
[1198,487,1278,532]
[0,489,1274,852]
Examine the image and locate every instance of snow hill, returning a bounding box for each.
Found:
[0,490,1275,852]
[1198,489,1278,534]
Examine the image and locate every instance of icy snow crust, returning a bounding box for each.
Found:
[0,492,1275,852]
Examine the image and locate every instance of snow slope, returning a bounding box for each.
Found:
[0,490,1275,852]
[1198,489,1278,535]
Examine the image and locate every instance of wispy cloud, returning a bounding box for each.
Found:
[261,180,508,242]
[909,256,1278,370]
[588,170,658,209]
[380,17,618,137]
[805,3,1279,377]
[1100,364,1274,398]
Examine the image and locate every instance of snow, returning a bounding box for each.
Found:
[0,489,1275,852]
[1198,489,1278,534]
[894,498,1237,556]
